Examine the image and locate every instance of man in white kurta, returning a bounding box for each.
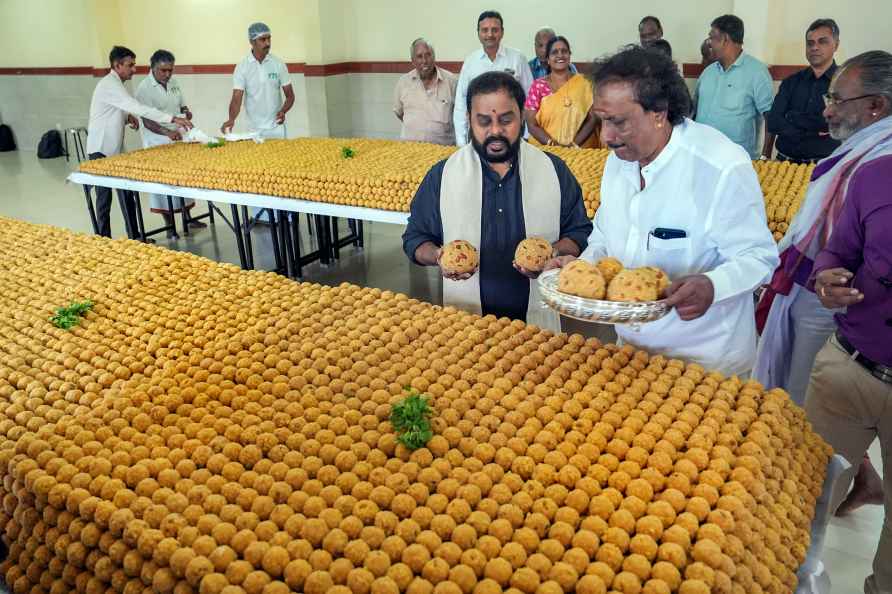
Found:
[453,11,533,145]
[555,46,778,376]
[584,118,778,375]
[87,46,191,238]
[135,50,200,231]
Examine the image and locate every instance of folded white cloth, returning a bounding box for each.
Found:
[224,131,265,144]
[180,127,220,144]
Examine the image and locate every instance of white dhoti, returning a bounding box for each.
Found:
[753,284,837,406]
[439,142,561,333]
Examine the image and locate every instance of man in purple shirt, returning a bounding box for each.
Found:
[804,50,892,594]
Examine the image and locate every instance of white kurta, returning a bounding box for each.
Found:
[134,74,195,212]
[581,118,779,376]
[86,70,173,156]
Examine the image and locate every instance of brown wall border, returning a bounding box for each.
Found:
[683,62,805,80]
[2,62,806,80]
[0,66,94,75]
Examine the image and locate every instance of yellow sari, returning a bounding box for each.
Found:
[530,74,600,148]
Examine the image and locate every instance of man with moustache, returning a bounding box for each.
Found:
[393,38,458,145]
[638,16,663,47]
[135,49,205,234]
[221,22,294,139]
[803,52,892,594]
[453,11,533,145]
[757,56,892,581]
[765,19,842,163]
[403,72,592,331]
[87,45,192,239]
[547,46,778,376]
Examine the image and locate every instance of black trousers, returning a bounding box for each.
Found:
[88,152,139,238]
[776,151,822,165]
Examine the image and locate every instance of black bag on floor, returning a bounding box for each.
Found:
[0,125,14,152]
[37,130,64,159]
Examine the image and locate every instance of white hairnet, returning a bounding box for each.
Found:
[249,22,271,41]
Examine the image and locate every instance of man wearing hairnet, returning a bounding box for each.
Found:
[221,22,295,139]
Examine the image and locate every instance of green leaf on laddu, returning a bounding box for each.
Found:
[51,300,94,329]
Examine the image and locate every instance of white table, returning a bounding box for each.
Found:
[68,172,410,274]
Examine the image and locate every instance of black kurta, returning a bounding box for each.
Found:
[402,151,593,321]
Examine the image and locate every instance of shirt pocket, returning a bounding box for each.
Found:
[430,97,452,124]
[649,237,692,252]
[720,83,745,112]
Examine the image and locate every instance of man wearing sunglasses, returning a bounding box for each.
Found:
[765,19,842,163]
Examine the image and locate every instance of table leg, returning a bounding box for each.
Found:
[267,209,283,273]
[178,197,189,236]
[207,202,215,224]
[325,216,335,263]
[117,193,135,239]
[279,211,294,278]
[83,185,99,235]
[230,204,248,269]
[315,215,330,266]
[166,196,179,239]
[291,213,303,279]
[331,217,341,260]
[356,220,364,249]
[240,205,254,269]
[132,192,148,243]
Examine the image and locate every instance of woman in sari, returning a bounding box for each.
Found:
[524,36,600,148]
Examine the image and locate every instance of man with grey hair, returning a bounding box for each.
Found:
[393,38,458,145]
[528,27,576,79]
[221,22,294,139]
[136,49,204,234]
[758,50,892,594]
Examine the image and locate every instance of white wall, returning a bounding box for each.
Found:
[4,0,892,151]
[346,0,734,65]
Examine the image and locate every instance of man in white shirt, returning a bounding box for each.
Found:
[221,22,295,140]
[548,46,778,376]
[135,49,204,235]
[87,46,192,239]
[453,11,533,145]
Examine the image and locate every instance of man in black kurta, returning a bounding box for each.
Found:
[402,72,592,322]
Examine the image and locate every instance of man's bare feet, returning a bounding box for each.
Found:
[836,456,884,516]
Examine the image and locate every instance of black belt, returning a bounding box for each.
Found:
[835,331,892,384]
[776,150,822,165]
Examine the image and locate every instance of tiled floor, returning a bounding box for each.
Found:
[0,150,886,593]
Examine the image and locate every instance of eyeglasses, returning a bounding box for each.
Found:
[822,93,878,107]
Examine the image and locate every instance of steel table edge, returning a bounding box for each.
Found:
[67,173,410,226]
